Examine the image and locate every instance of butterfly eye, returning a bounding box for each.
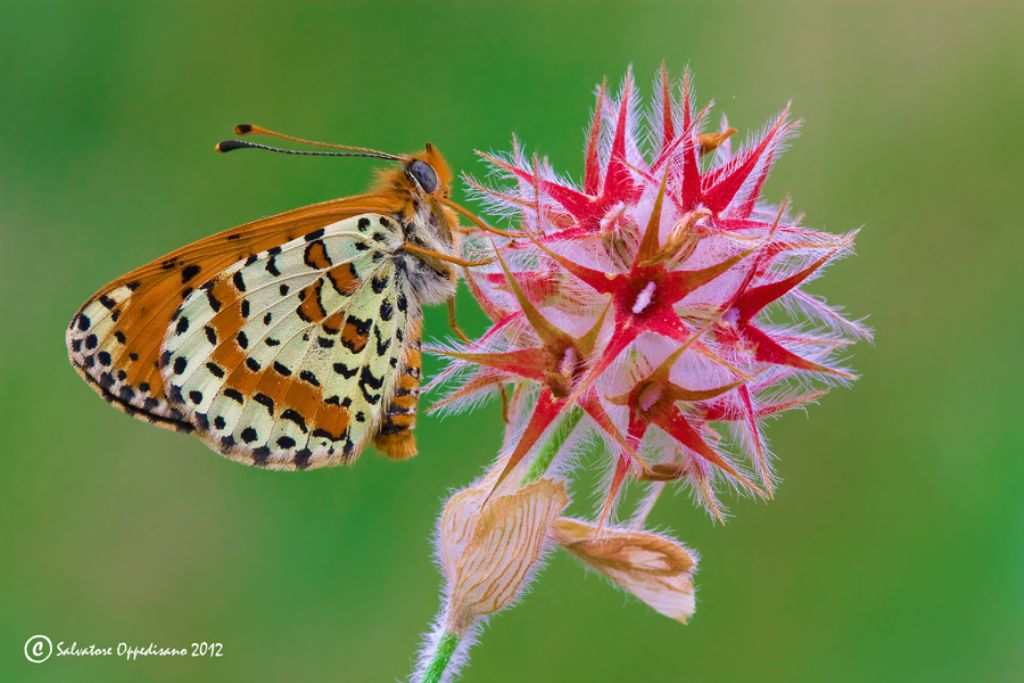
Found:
[407,160,438,194]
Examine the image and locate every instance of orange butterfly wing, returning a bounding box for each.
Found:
[66,193,407,432]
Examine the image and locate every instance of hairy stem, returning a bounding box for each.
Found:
[522,406,584,484]
[421,631,460,683]
[412,407,583,682]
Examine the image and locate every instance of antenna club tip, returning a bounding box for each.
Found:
[234,123,254,135]
[215,140,244,153]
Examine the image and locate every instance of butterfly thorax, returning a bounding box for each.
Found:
[367,143,461,308]
[395,197,460,306]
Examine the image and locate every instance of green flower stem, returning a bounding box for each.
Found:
[522,406,584,485]
[422,631,459,683]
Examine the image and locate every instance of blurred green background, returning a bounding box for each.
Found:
[2,1,1022,681]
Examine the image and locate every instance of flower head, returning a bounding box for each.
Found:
[413,66,869,682]
[432,66,870,521]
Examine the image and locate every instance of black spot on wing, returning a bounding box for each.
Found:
[205,286,221,312]
[358,367,384,404]
[333,362,357,378]
[254,393,275,414]
[281,409,308,433]
[181,264,201,283]
[294,449,312,469]
[347,315,372,337]
[374,326,391,356]
[252,446,270,466]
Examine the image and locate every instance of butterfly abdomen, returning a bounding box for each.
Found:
[373,322,423,460]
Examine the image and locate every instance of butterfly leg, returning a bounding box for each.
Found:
[446,297,472,345]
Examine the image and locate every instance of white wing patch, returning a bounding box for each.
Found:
[161,214,419,470]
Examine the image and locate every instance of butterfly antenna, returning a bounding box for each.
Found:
[215,139,399,160]
[230,123,405,160]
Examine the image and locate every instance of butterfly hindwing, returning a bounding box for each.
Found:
[161,214,418,470]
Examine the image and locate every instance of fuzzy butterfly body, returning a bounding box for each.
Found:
[67,132,476,470]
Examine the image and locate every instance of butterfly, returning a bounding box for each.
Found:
[66,124,495,471]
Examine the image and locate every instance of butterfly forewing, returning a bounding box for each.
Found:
[161,214,417,470]
[65,195,407,430]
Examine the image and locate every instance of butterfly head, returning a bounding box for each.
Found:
[405,143,453,198]
[368,142,454,204]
